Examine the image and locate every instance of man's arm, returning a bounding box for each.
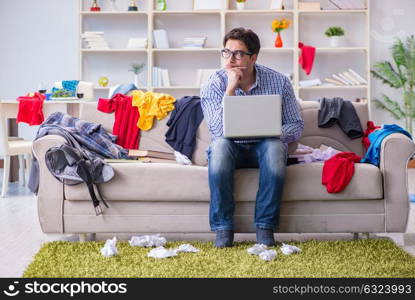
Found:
[281,77,304,143]
[200,73,226,139]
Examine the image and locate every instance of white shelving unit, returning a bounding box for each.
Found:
[79,0,370,108]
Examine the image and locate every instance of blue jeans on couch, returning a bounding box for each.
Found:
[207,137,287,232]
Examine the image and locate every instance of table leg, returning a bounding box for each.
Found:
[8,119,19,182]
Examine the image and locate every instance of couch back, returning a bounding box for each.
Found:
[79,100,368,166]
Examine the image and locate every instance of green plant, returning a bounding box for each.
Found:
[324,26,345,37]
[236,0,246,3]
[371,35,415,134]
[128,63,145,75]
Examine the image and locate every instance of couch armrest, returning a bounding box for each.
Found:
[380,133,415,232]
[32,135,67,233]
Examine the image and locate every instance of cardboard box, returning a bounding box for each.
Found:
[298,2,321,10]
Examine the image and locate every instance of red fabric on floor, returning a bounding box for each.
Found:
[98,93,140,149]
[322,152,361,193]
[16,92,45,125]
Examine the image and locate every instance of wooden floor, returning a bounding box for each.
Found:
[0,170,414,277]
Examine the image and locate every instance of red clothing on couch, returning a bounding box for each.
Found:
[322,152,361,193]
[98,93,140,149]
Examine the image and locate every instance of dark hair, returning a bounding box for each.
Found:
[223,27,261,55]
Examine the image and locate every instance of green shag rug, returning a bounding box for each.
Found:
[23,239,415,278]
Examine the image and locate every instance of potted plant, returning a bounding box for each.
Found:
[129,63,145,88]
[271,18,291,48]
[236,0,246,10]
[371,35,415,134]
[325,26,345,47]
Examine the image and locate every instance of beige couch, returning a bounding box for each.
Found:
[33,101,415,239]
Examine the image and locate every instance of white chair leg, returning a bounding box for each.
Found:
[18,155,25,186]
[1,155,11,197]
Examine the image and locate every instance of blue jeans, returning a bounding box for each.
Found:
[207,137,287,232]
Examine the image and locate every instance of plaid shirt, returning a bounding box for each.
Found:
[200,64,304,144]
[36,112,128,159]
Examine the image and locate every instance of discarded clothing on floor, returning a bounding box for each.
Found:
[165,96,204,161]
[175,244,200,253]
[148,247,178,259]
[361,124,412,166]
[318,97,363,139]
[16,92,45,125]
[322,152,361,193]
[132,90,176,131]
[147,244,200,259]
[101,237,118,257]
[280,243,302,255]
[362,121,381,150]
[247,244,268,255]
[98,93,140,149]
[247,244,277,261]
[259,250,278,261]
[129,234,167,248]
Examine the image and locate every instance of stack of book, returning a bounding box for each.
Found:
[183,37,207,48]
[324,69,367,86]
[82,31,109,49]
[129,149,176,163]
[299,78,322,88]
[153,29,170,49]
[152,67,170,87]
[105,149,176,164]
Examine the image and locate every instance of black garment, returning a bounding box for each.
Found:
[165,96,204,160]
[318,97,363,139]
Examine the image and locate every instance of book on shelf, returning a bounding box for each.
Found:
[299,78,322,88]
[152,67,170,87]
[128,149,175,160]
[348,68,367,84]
[183,37,207,48]
[324,78,345,86]
[153,29,170,49]
[162,69,170,87]
[329,0,366,10]
[324,69,367,86]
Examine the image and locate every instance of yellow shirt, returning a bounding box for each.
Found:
[132,90,176,131]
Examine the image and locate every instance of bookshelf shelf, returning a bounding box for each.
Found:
[80,11,148,15]
[79,0,371,107]
[299,85,368,90]
[81,49,148,53]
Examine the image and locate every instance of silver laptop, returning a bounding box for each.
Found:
[223,95,282,139]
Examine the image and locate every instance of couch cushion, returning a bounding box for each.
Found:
[64,162,382,202]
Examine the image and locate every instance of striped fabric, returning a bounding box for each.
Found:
[200,64,304,144]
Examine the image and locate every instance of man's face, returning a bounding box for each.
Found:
[223,39,257,70]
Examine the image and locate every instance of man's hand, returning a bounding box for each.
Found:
[225,66,246,95]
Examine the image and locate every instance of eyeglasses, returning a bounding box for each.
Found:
[221,48,253,60]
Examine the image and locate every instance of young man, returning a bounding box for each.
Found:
[200,27,304,248]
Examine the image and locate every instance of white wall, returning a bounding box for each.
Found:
[0,0,78,145]
[0,0,414,145]
[370,0,414,127]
